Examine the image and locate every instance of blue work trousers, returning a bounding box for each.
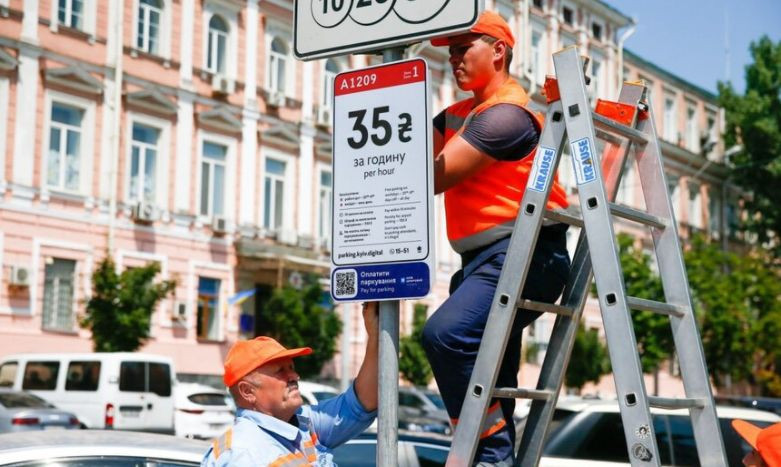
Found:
[422,224,570,464]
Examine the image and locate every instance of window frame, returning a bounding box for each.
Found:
[50,0,96,36]
[196,132,236,221]
[265,22,293,96]
[42,91,95,196]
[196,276,222,342]
[201,0,239,79]
[41,257,78,333]
[131,0,171,59]
[685,102,700,153]
[199,141,228,218]
[530,22,547,86]
[259,148,295,235]
[206,14,229,75]
[663,93,678,142]
[317,164,333,243]
[126,113,170,207]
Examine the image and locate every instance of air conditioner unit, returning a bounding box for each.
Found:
[211,216,228,235]
[171,301,187,322]
[9,265,30,287]
[276,229,298,246]
[131,201,156,223]
[316,107,332,127]
[211,74,235,95]
[267,90,286,108]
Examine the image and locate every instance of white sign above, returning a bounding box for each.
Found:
[294,0,483,60]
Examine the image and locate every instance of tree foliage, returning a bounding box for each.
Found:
[81,256,176,352]
[565,324,610,392]
[399,303,434,386]
[718,36,781,253]
[259,278,342,379]
[684,235,781,396]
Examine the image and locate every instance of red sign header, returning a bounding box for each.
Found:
[334,59,426,97]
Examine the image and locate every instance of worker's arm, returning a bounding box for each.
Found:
[433,104,541,194]
[434,135,496,194]
[353,302,379,411]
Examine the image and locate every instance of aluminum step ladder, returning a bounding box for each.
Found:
[445,46,727,467]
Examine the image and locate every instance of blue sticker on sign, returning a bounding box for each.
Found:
[571,137,597,185]
[331,262,430,302]
[528,146,556,193]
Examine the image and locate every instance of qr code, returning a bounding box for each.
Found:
[334,269,357,299]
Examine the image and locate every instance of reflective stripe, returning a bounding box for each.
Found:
[479,402,507,439]
[269,452,310,467]
[211,427,233,460]
[302,438,318,462]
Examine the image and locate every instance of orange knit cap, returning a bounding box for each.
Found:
[223,336,312,387]
[431,11,515,48]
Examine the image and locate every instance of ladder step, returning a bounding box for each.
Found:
[627,296,687,318]
[518,299,574,317]
[592,112,649,145]
[493,387,554,401]
[544,209,583,228]
[648,396,706,410]
[608,203,667,229]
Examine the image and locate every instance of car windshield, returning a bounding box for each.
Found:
[424,391,446,410]
[0,391,55,408]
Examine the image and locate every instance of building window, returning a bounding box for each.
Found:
[591,22,602,41]
[268,37,288,93]
[726,202,740,238]
[708,188,722,237]
[532,0,543,9]
[686,105,699,153]
[129,123,159,203]
[322,59,339,108]
[688,183,702,229]
[667,175,680,220]
[531,30,546,85]
[58,0,83,29]
[197,277,220,341]
[136,0,162,55]
[591,58,603,98]
[319,170,332,240]
[562,6,574,26]
[263,158,286,231]
[42,258,76,332]
[47,102,84,191]
[703,113,717,156]
[206,15,228,74]
[200,141,226,217]
[663,96,677,142]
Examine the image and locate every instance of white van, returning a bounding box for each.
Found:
[0,353,176,433]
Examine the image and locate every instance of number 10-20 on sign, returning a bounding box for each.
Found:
[330,59,434,302]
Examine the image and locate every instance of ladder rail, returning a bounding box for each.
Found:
[553,47,662,465]
[516,79,643,467]
[632,88,728,465]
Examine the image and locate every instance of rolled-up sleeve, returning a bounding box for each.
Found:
[303,383,377,449]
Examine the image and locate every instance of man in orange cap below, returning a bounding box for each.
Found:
[202,304,378,466]
[422,10,571,466]
[733,419,781,466]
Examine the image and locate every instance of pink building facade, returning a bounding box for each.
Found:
[0,0,730,396]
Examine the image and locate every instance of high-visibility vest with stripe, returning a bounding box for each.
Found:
[443,78,568,253]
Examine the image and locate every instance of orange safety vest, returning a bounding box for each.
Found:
[443,78,568,253]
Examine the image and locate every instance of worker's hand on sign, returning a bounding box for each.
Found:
[362,302,379,338]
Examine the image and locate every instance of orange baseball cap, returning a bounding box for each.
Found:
[431,11,515,48]
[732,420,781,467]
[223,336,312,387]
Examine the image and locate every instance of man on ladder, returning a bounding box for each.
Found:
[423,11,571,465]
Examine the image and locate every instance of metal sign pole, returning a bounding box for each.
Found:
[376,44,405,467]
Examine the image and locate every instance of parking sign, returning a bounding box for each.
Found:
[330,59,434,302]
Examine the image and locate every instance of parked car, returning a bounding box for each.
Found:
[174,383,234,440]
[539,399,781,466]
[0,388,80,433]
[0,429,208,466]
[715,395,781,416]
[398,386,451,435]
[0,352,176,432]
[298,381,340,405]
[331,429,451,467]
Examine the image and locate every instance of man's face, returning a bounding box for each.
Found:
[243,357,302,420]
[447,34,499,91]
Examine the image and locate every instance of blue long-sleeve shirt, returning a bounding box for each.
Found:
[201,384,376,466]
